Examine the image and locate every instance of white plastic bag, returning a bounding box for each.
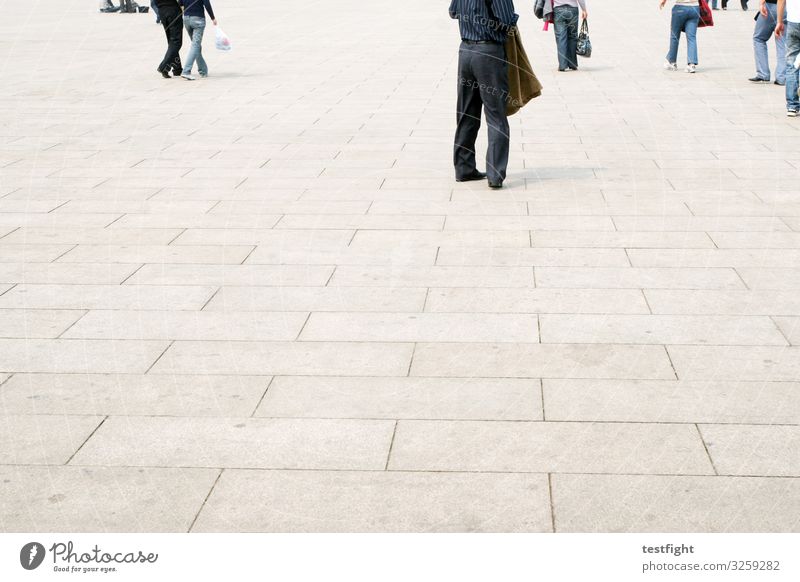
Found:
[215,27,232,51]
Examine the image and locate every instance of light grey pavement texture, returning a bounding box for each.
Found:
[1,0,800,533]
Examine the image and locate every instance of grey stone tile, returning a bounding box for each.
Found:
[57,244,255,265]
[700,425,800,476]
[0,414,103,464]
[0,339,169,374]
[368,201,528,216]
[436,247,630,267]
[628,249,800,268]
[0,214,121,229]
[389,420,712,475]
[299,313,538,343]
[172,229,354,247]
[350,230,531,248]
[552,474,800,532]
[276,215,445,230]
[71,417,395,470]
[709,231,800,249]
[206,286,426,313]
[0,244,75,263]
[0,263,138,285]
[544,379,800,424]
[64,310,309,341]
[411,343,676,379]
[114,214,283,229]
[669,346,800,381]
[0,465,219,532]
[192,469,552,532]
[0,284,216,310]
[645,290,800,316]
[246,244,436,266]
[257,376,541,420]
[537,267,745,290]
[613,216,790,232]
[445,216,615,231]
[539,315,787,345]
[127,264,334,286]
[0,227,184,245]
[0,373,269,416]
[0,309,85,339]
[737,268,800,290]
[532,231,715,249]
[151,341,413,376]
[425,288,650,314]
[329,266,535,287]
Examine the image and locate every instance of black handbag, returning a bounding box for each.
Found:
[534,0,545,19]
[577,19,592,58]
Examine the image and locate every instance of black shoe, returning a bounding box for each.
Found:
[172,70,182,78]
[158,68,170,79]
[488,180,503,190]
[748,76,770,83]
[456,171,487,182]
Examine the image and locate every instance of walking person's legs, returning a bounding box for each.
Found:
[566,6,580,69]
[182,17,206,78]
[753,10,775,80]
[785,23,800,113]
[158,9,183,76]
[150,0,160,23]
[666,6,686,65]
[685,8,700,66]
[471,44,510,186]
[554,7,571,70]
[454,44,484,180]
[775,7,788,84]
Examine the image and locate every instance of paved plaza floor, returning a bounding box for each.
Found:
[1,0,799,532]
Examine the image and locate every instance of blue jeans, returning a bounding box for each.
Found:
[786,22,800,110]
[667,5,700,65]
[182,16,208,76]
[554,5,579,70]
[754,3,786,82]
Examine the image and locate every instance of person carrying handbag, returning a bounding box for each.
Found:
[552,0,588,71]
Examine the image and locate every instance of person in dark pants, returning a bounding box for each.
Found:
[151,0,160,23]
[155,0,183,78]
[449,0,518,189]
[712,0,749,9]
[553,0,588,71]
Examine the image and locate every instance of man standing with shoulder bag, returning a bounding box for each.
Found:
[449,0,519,190]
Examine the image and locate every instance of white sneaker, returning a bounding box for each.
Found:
[664,60,678,71]
[788,110,799,118]
[180,73,196,81]
[686,64,697,74]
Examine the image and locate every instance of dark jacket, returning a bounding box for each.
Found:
[179,0,215,19]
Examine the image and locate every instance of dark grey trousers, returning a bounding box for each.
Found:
[453,41,510,184]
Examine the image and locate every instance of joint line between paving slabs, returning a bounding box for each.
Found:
[65,416,108,465]
[56,310,90,339]
[547,473,557,533]
[119,264,145,285]
[200,288,222,311]
[733,268,751,291]
[769,316,792,346]
[188,469,224,533]
[144,341,175,374]
[406,343,417,377]
[695,424,719,476]
[640,290,654,315]
[663,346,679,380]
[384,421,398,471]
[0,374,14,388]
[250,376,277,418]
[295,313,312,340]
[51,244,78,263]
[539,379,546,421]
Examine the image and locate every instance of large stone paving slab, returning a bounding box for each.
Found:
[192,470,552,533]
[0,466,219,532]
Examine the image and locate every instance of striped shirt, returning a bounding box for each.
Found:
[449,0,519,43]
